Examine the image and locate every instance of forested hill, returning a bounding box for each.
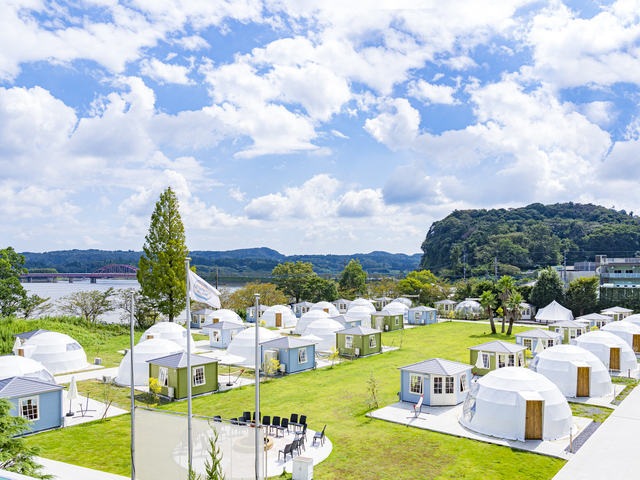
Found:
[19,248,420,277]
[420,202,640,276]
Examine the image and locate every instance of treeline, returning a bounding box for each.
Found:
[20,248,421,276]
[421,202,640,276]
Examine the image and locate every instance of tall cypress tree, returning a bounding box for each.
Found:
[137,187,189,322]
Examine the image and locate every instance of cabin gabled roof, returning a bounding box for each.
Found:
[259,337,317,349]
[336,326,380,336]
[468,340,527,353]
[399,358,472,376]
[147,352,218,368]
[0,376,62,398]
[515,329,563,340]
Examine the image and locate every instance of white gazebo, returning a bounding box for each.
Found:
[17,332,89,375]
[310,301,339,317]
[535,300,574,323]
[459,367,573,442]
[295,310,331,335]
[302,318,344,351]
[261,305,297,328]
[140,322,196,351]
[528,344,613,398]
[116,339,184,386]
[347,298,376,313]
[572,331,639,375]
[226,327,280,368]
[0,355,56,384]
[601,321,640,352]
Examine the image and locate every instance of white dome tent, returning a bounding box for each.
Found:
[391,298,412,307]
[18,332,89,375]
[345,305,372,328]
[116,339,184,386]
[601,321,640,351]
[529,345,613,398]
[572,331,639,375]
[226,327,280,368]
[0,356,56,384]
[535,300,574,323]
[310,301,339,317]
[302,318,344,351]
[205,309,243,326]
[140,323,196,351]
[261,305,297,328]
[460,367,573,442]
[347,298,376,314]
[623,313,640,327]
[384,302,409,322]
[295,310,331,335]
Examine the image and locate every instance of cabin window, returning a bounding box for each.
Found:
[481,353,490,369]
[158,367,169,387]
[192,366,205,387]
[395,317,399,326]
[410,374,422,394]
[570,329,577,341]
[212,330,221,343]
[298,348,307,364]
[507,354,515,367]
[433,376,442,394]
[445,377,455,394]
[555,328,560,333]
[460,374,468,393]
[576,329,582,337]
[20,396,39,421]
[369,335,376,348]
[498,354,506,368]
[414,312,420,320]
[548,340,554,348]
[345,335,353,349]
[523,339,532,350]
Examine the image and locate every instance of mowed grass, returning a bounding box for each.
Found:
[27,322,567,479]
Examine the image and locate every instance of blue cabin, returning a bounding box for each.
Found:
[201,321,246,349]
[515,329,562,355]
[190,309,216,328]
[292,302,313,318]
[407,306,437,325]
[399,359,473,406]
[332,299,352,314]
[245,305,269,323]
[330,315,362,329]
[0,377,63,434]
[259,337,316,375]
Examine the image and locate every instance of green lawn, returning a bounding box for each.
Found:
[27,322,567,479]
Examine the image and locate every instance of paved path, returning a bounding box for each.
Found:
[37,458,129,480]
[55,367,119,384]
[554,384,640,479]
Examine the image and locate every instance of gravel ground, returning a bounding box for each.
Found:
[565,421,601,453]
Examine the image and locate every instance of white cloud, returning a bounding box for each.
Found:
[228,187,245,202]
[83,235,101,246]
[139,58,193,85]
[331,129,349,139]
[407,79,459,105]
[336,189,385,217]
[170,35,210,51]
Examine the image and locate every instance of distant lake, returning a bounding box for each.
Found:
[23,279,239,324]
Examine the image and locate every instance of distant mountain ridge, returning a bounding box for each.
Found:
[20,248,421,276]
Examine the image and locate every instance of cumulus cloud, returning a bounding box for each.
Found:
[407,79,459,105]
[139,58,193,85]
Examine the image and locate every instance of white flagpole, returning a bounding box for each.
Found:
[254,293,260,480]
[130,288,135,480]
[185,258,193,473]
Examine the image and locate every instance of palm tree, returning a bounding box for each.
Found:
[506,292,524,336]
[497,276,515,333]
[479,290,498,334]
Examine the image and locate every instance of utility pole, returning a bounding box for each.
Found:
[215,266,219,289]
[463,248,467,281]
[494,251,498,282]
[563,250,567,290]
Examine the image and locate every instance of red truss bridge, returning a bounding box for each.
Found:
[21,264,139,283]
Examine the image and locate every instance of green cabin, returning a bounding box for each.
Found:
[147,352,219,400]
[336,326,382,357]
[370,309,404,332]
[468,340,527,375]
[549,320,589,344]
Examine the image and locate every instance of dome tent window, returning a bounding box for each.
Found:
[20,396,39,421]
[410,374,422,394]
[66,342,82,351]
[192,366,205,387]
[460,373,468,393]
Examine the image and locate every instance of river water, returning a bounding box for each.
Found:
[22,279,238,325]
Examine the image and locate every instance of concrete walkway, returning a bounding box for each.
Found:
[37,458,129,480]
[55,367,119,384]
[62,394,128,427]
[553,384,640,479]
[566,383,625,408]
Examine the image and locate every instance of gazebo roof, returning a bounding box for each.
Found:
[535,300,574,321]
[515,329,563,340]
[399,358,472,376]
[468,340,527,353]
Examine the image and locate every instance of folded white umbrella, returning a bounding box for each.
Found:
[66,376,78,417]
[12,337,21,355]
[475,351,485,369]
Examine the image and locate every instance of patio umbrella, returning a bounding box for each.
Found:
[217,354,246,386]
[534,339,545,354]
[475,351,485,370]
[66,376,78,417]
[12,337,21,355]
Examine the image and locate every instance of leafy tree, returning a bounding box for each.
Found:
[365,371,381,411]
[301,277,338,303]
[530,268,564,309]
[19,295,51,319]
[565,276,599,317]
[506,292,524,336]
[0,398,51,479]
[116,289,163,329]
[57,288,115,323]
[0,248,29,318]
[271,261,315,303]
[479,291,497,334]
[497,276,515,333]
[397,270,449,305]
[338,260,367,297]
[223,282,288,312]
[137,187,189,322]
[368,276,400,300]
[452,279,476,302]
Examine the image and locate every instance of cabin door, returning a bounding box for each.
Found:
[634,335,640,353]
[432,376,456,405]
[577,367,590,397]
[610,348,620,370]
[525,401,543,440]
[275,313,282,327]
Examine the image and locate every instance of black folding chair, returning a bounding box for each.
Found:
[313,425,326,446]
[276,418,289,437]
[271,416,281,437]
[295,423,308,444]
[278,442,293,461]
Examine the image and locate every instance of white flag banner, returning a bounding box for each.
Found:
[187,270,221,309]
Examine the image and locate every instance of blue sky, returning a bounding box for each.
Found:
[2,0,640,255]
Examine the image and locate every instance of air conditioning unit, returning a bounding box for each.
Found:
[354,348,360,356]
[102,375,112,383]
[280,364,286,373]
[385,325,389,331]
[94,357,102,365]
[167,387,175,399]
[264,349,279,364]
